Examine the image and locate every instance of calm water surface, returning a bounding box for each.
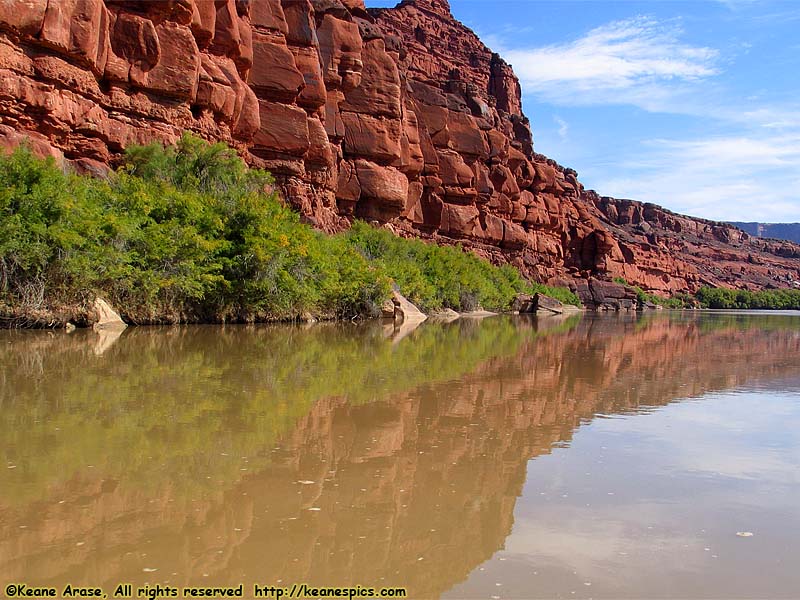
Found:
[1,312,799,599]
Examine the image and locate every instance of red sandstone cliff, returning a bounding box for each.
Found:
[1,0,798,299]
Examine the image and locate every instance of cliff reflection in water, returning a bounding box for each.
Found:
[1,313,799,597]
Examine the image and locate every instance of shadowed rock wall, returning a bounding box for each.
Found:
[1,0,798,297]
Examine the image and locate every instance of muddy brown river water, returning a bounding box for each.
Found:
[1,312,799,599]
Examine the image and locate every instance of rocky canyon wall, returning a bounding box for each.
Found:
[1,0,798,300]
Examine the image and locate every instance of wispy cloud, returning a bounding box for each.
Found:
[594,132,800,221]
[502,17,719,111]
[714,0,761,9]
[740,107,800,129]
[482,13,800,221]
[554,116,569,140]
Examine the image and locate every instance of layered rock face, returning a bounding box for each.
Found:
[590,195,800,295]
[367,0,616,282]
[1,0,798,298]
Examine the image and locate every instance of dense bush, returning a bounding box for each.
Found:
[696,286,800,310]
[612,277,695,309]
[0,136,389,323]
[0,135,580,324]
[345,221,581,311]
[346,222,519,311]
[528,281,583,308]
[635,288,693,309]
[611,276,800,311]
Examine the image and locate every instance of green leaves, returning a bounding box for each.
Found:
[345,221,580,311]
[123,132,272,198]
[0,140,387,322]
[696,286,800,310]
[0,135,578,323]
[526,281,582,307]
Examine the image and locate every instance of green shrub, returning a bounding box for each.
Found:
[345,221,580,311]
[608,277,691,309]
[0,135,581,324]
[0,136,389,322]
[635,288,691,309]
[527,282,582,307]
[696,286,800,310]
[608,277,799,311]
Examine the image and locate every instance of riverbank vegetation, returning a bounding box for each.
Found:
[345,222,581,310]
[613,277,693,309]
[1,137,388,324]
[613,277,800,310]
[0,135,579,326]
[695,287,800,310]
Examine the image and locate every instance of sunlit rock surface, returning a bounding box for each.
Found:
[1,0,798,297]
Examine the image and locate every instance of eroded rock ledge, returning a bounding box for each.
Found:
[1,0,798,303]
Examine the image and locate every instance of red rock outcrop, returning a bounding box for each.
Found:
[589,194,800,295]
[1,0,798,299]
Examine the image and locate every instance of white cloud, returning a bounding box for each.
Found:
[554,116,569,140]
[739,107,800,130]
[482,15,800,221]
[714,0,760,8]
[592,131,800,222]
[648,134,800,168]
[502,17,719,111]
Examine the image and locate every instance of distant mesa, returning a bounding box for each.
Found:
[730,223,800,245]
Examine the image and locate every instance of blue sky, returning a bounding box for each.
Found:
[368,1,800,222]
